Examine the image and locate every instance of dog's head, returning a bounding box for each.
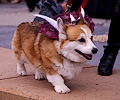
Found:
[57,13,98,63]
[34,12,98,63]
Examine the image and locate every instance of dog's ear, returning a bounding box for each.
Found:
[76,13,86,25]
[57,17,67,40]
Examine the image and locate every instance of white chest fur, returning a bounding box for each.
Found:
[57,57,84,80]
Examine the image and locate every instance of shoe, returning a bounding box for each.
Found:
[28,8,34,12]
[98,45,119,76]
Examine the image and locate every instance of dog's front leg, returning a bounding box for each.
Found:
[17,63,27,76]
[35,68,46,80]
[47,74,70,94]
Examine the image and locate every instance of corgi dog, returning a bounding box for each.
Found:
[12,12,98,94]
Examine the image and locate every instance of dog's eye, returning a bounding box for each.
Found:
[78,38,85,43]
[91,36,93,41]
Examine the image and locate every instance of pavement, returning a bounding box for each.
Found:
[1,47,120,100]
[0,2,120,100]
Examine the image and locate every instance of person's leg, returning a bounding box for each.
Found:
[98,0,120,76]
[35,0,40,9]
[25,0,35,12]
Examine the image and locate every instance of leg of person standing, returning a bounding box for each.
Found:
[98,0,120,76]
[25,0,40,12]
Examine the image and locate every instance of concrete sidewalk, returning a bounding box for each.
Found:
[0,47,120,100]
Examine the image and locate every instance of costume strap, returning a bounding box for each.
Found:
[77,0,88,12]
[67,0,72,7]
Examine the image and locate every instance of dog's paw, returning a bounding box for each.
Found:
[17,64,27,76]
[35,70,46,80]
[54,85,71,94]
[17,69,27,76]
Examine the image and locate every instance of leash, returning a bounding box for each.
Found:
[67,0,88,12]
[77,0,88,12]
[67,0,72,8]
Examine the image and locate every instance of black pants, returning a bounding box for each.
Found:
[107,0,120,48]
[25,0,40,9]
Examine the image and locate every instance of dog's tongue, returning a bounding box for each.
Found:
[84,54,92,60]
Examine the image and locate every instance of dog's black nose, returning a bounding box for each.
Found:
[92,48,98,54]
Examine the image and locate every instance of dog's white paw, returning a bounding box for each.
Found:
[17,64,27,76]
[54,85,71,94]
[17,69,27,76]
[35,69,46,80]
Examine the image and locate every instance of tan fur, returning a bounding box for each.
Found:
[12,16,97,93]
[12,22,62,75]
[12,21,91,75]
[66,25,85,41]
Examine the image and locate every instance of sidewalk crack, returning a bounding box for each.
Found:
[0,74,34,80]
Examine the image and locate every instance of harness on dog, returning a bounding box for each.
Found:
[38,0,94,40]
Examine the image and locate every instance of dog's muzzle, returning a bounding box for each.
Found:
[75,48,98,60]
[75,49,92,60]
